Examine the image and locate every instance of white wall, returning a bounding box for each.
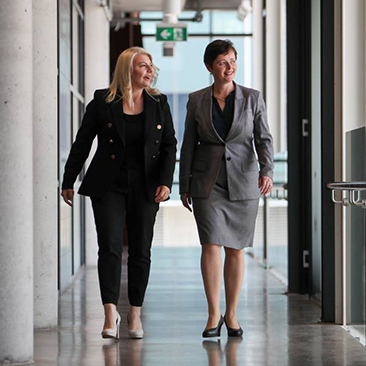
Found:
[253,0,286,154]
[340,0,366,327]
[84,0,111,266]
[253,0,263,92]
[342,0,365,133]
[266,0,281,154]
[280,0,287,152]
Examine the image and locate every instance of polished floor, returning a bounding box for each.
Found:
[34,247,366,366]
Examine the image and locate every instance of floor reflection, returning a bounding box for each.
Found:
[102,342,120,366]
[103,339,144,366]
[100,337,243,366]
[33,248,366,366]
[202,339,223,366]
[224,338,243,366]
[203,338,243,366]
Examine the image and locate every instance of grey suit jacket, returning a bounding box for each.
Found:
[179,83,274,200]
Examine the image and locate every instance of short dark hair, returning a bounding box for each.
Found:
[203,39,238,68]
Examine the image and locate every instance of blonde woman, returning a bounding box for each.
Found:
[61,47,177,340]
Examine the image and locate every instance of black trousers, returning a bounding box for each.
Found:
[91,169,159,306]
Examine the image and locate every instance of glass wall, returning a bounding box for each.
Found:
[249,1,288,285]
[58,0,85,291]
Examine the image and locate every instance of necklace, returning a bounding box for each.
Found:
[214,95,226,102]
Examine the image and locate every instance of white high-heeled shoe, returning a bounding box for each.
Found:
[101,312,121,340]
[127,313,144,339]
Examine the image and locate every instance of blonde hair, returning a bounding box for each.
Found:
[106,47,160,107]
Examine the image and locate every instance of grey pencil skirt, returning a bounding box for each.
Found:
[192,160,259,250]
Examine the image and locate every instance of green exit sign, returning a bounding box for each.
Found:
[156,24,187,42]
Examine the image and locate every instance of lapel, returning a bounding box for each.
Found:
[109,90,157,145]
[201,85,223,142]
[110,93,125,145]
[226,83,245,141]
[201,86,212,125]
[143,90,157,143]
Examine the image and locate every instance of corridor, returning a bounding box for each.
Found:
[34,248,366,366]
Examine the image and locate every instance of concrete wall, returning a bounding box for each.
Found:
[33,0,58,330]
[0,1,34,362]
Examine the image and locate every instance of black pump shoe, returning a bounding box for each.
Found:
[202,316,224,338]
[224,317,243,337]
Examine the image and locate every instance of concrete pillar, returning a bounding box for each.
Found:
[266,0,281,153]
[84,1,110,266]
[252,0,264,92]
[33,0,58,329]
[0,1,34,363]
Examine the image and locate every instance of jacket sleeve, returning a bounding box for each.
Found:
[158,95,177,189]
[61,92,99,190]
[253,91,274,179]
[179,96,198,194]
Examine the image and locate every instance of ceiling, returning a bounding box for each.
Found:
[110,0,242,15]
[184,0,242,10]
[111,0,172,13]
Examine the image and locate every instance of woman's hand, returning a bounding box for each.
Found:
[61,189,74,207]
[180,193,192,212]
[258,176,273,195]
[155,185,170,203]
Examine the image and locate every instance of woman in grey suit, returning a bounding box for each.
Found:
[180,40,274,338]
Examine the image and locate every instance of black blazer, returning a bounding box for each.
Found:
[62,88,177,203]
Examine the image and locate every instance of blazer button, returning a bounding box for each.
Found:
[157,124,162,130]
[109,139,114,144]
[111,154,116,159]
[154,140,159,144]
[226,157,231,161]
[151,155,156,159]
[107,123,113,128]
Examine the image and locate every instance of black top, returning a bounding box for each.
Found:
[112,111,145,192]
[61,89,177,202]
[212,89,235,141]
[121,111,145,169]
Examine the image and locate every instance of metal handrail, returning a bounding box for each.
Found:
[327,181,366,208]
[267,183,288,200]
[327,182,366,190]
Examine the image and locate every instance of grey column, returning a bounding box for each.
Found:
[33,0,58,329]
[0,1,34,363]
